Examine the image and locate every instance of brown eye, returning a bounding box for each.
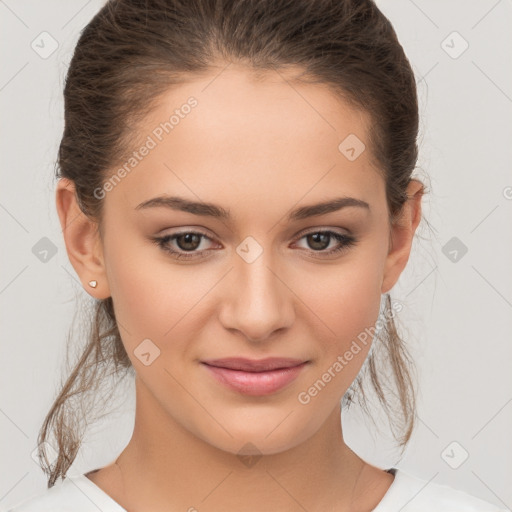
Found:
[305,232,331,251]
[295,230,357,257]
[174,233,202,251]
[152,230,216,260]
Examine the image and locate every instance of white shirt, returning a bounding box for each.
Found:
[6,467,509,511]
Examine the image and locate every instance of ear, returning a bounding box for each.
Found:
[55,178,110,299]
[381,179,424,294]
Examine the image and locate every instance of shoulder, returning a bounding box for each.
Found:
[5,474,125,512]
[374,468,508,512]
[6,477,79,512]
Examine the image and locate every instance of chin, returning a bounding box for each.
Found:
[193,414,317,458]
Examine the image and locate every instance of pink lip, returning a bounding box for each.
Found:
[201,357,309,396]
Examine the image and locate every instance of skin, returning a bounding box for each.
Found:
[56,63,423,512]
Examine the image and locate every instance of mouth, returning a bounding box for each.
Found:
[201,357,310,396]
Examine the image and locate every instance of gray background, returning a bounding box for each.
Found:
[1,0,511,510]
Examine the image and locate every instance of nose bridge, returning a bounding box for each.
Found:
[220,243,294,341]
[241,251,280,304]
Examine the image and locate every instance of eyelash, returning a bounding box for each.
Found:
[151,229,358,261]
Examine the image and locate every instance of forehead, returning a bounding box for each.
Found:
[108,65,386,218]
[158,64,371,153]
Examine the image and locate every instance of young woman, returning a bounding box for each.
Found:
[8,0,507,511]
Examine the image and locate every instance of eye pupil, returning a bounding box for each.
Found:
[177,233,201,251]
[307,232,330,250]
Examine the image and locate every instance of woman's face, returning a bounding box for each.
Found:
[71,64,419,455]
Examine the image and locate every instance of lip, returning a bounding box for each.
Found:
[201,357,309,396]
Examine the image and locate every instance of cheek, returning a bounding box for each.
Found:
[103,233,209,350]
[297,257,382,384]
[105,250,242,397]
[306,255,382,330]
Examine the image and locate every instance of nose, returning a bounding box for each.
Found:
[217,252,295,343]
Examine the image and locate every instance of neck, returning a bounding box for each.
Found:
[101,377,388,512]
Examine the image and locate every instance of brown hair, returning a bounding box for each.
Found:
[39,0,430,487]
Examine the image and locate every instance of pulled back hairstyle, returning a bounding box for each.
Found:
[39,0,429,487]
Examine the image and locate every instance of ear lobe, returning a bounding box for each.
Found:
[381,180,424,294]
[56,178,110,299]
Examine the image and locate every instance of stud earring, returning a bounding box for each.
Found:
[88,280,98,288]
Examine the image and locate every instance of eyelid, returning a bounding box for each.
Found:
[157,227,217,245]
[293,226,349,239]
[158,225,214,236]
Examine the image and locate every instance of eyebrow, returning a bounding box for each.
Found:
[135,195,370,221]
